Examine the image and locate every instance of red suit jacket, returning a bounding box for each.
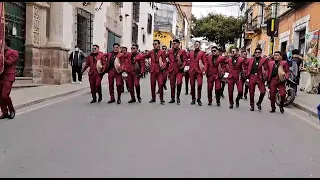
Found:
[82,51,107,76]
[267,60,290,81]
[167,48,187,73]
[144,49,167,73]
[105,51,119,72]
[206,55,226,79]
[225,56,245,79]
[124,52,145,74]
[187,50,207,74]
[0,49,19,82]
[245,57,269,80]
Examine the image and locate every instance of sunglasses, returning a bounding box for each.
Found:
[131,47,136,49]
[212,49,217,52]
[153,43,158,45]
[255,51,261,54]
[92,48,97,51]
[231,51,236,53]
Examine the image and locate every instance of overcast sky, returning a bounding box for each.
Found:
[192,2,240,19]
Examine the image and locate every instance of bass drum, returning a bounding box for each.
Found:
[275,87,296,107]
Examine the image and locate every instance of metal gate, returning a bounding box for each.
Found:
[4,2,26,77]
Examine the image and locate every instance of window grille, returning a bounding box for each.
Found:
[132,23,138,44]
[132,2,140,22]
[75,8,93,55]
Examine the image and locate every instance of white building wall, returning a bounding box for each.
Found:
[172,10,177,36]
[62,2,74,50]
[137,2,155,51]
[93,3,107,52]
[121,2,133,49]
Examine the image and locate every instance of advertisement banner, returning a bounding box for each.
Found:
[0,2,5,74]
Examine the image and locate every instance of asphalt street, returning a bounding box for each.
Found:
[1,76,320,178]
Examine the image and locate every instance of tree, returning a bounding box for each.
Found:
[191,13,245,50]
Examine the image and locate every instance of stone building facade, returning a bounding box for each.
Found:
[5,2,123,85]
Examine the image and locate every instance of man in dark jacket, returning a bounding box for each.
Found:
[69,45,85,83]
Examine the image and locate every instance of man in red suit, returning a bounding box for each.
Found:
[184,48,191,95]
[82,44,107,103]
[160,45,168,92]
[167,39,187,104]
[206,46,226,106]
[124,43,145,103]
[245,47,269,111]
[240,50,249,100]
[0,39,18,119]
[144,40,167,105]
[268,51,290,114]
[188,41,207,106]
[105,43,121,104]
[113,46,128,104]
[225,48,245,109]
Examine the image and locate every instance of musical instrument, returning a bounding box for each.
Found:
[261,62,267,81]
[0,2,5,74]
[245,79,249,86]
[114,57,122,73]
[184,65,189,72]
[278,64,286,82]
[122,72,128,80]
[96,59,103,73]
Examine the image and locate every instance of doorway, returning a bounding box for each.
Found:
[298,29,306,56]
[4,2,26,77]
[280,41,287,53]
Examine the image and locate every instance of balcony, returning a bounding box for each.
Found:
[154,21,173,33]
[287,2,312,9]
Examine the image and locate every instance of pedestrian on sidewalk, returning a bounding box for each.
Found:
[81,44,107,103]
[69,45,85,84]
[0,39,18,119]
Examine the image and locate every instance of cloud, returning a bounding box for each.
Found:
[192,2,240,18]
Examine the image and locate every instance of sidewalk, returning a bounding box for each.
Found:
[291,90,320,118]
[12,76,108,110]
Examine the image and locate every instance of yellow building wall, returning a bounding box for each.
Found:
[153,31,174,48]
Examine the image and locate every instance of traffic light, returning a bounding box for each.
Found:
[267,18,279,37]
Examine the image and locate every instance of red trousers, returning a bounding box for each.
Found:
[169,71,184,99]
[248,74,266,106]
[189,71,203,100]
[227,77,243,104]
[185,71,189,92]
[127,72,142,100]
[108,69,124,100]
[150,71,165,100]
[0,81,14,114]
[89,74,102,94]
[207,75,222,102]
[269,77,286,108]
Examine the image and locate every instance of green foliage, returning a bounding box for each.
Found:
[191,13,245,49]
[227,44,237,53]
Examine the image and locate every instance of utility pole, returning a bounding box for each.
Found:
[269,2,278,55]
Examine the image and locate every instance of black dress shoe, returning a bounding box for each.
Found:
[197,99,202,106]
[0,114,9,119]
[236,101,240,108]
[8,111,15,119]
[229,104,233,109]
[160,100,165,105]
[250,106,254,111]
[168,99,175,103]
[185,92,188,95]
[191,100,195,105]
[138,97,142,103]
[98,96,102,102]
[270,109,276,113]
[280,107,284,114]
[177,99,180,105]
[107,99,115,104]
[90,99,97,103]
[216,101,221,107]
[208,102,212,106]
[244,95,247,100]
[117,99,121,104]
[128,99,136,103]
[256,102,262,111]
[149,99,156,103]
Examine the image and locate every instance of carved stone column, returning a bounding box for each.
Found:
[47,2,63,47]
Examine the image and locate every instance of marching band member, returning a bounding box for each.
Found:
[167,39,187,104]
[184,49,190,95]
[161,45,168,92]
[0,39,18,119]
[188,40,207,106]
[81,44,107,103]
[219,48,227,98]
[144,40,167,105]
[105,43,120,104]
[240,50,249,100]
[225,48,245,109]
[124,44,145,103]
[206,46,226,106]
[245,47,269,111]
[268,51,290,114]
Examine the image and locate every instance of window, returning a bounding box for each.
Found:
[132,2,140,22]
[280,41,287,53]
[107,31,121,53]
[132,23,138,44]
[147,13,152,34]
[76,8,93,55]
[142,34,145,44]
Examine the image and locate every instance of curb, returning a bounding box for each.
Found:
[15,87,89,110]
[291,102,318,119]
